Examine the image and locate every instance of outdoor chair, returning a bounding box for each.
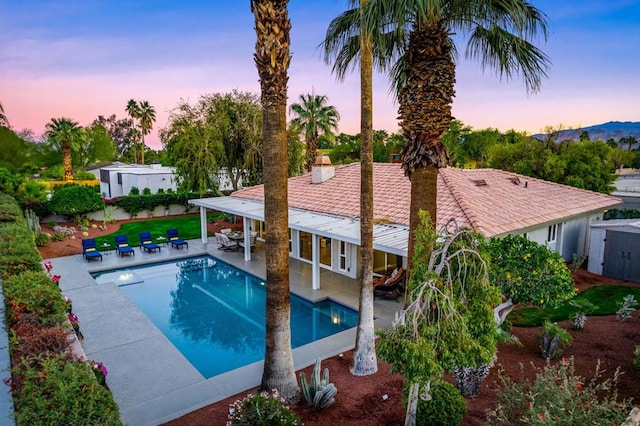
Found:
[215,232,238,251]
[239,231,258,253]
[81,238,103,262]
[166,228,188,249]
[115,235,135,257]
[373,267,405,302]
[139,231,161,253]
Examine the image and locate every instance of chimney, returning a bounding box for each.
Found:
[311,155,335,184]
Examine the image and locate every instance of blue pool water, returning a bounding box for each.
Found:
[92,256,358,378]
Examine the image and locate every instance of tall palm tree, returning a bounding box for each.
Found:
[325,0,550,268]
[125,99,141,163]
[289,93,340,171]
[350,0,378,377]
[45,118,82,181]
[138,100,156,165]
[0,101,9,127]
[251,0,300,402]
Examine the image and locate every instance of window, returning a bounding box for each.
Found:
[298,231,312,261]
[339,241,348,271]
[547,224,558,243]
[320,237,331,267]
[373,250,400,274]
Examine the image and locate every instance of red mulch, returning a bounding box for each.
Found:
[37,222,640,425]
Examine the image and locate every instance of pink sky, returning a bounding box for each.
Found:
[2,1,638,149]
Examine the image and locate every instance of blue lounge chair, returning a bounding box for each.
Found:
[81,238,103,262]
[139,231,161,253]
[166,228,188,249]
[115,235,135,257]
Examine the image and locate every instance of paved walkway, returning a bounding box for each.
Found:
[45,240,401,425]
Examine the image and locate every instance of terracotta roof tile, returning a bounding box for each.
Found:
[232,164,622,237]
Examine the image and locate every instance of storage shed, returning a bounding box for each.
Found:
[588,219,640,283]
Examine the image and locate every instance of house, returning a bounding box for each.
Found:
[190,160,621,289]
[98,163,177,198]
[588,219,640,283]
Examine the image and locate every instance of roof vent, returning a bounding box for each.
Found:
[311,155,335,184]
[471,179,487,187]
[508,176,520,185]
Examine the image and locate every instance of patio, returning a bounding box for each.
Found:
[46,237,402,425]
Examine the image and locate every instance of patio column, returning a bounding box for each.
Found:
[243,216,251,262]
[199,206,208,244]
[312,234,320,290]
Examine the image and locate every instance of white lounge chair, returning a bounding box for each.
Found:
[215,232,238,251]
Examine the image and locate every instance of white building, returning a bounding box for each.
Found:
[98,163,177,198]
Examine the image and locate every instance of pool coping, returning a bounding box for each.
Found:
[46,240,399,426]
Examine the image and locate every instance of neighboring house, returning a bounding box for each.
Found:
[96,162,242,198]
[190,160,621,289]
[98,163,177,198]
[612,170,640,210]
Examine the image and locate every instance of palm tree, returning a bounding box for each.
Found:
[251,0,300,402]
[290,93,340,171]
[0,101,9,127]
[350,0,378,377]
[45,118,82,181]
[125,99,141,163]
[325,0,550,268]
[138,100,156,165]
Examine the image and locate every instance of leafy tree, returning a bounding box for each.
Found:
[0,127,30,172]
[378,213,501,422]
[0,167,22,196]
[75,123,116,171]
[562,140,616,193]
[48,185,105,222]
[161,91,263,193]
[45,118,82,181]
[631,150,640,169]
[252,0,300,401]
[325,0,551,273]
[287,125,306,177]
[488,234,576,326]
[0,101,9,127]
[94,114,135,160]
[289,93,340,171]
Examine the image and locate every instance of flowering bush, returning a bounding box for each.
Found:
[227,389,301,426]
[91,361,108,385]
[484,357,632,424]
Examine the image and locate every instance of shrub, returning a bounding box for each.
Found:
[0,193,23,222]
[129,186,140,195]
[4,271,67,327]
[48,185,105,222]
[484,358,631,425]
[538,321,572,359]
[12,355,122,426]
[73,170,97,180]
[404,380,467,426]
[34,232,50,247]
[142,187,152,195]
[9,320,71,362]
[0,222,45,280]
[227,389,301,425]
[299,358,337,409]
[51,232,66,242]
[616,294,638,322]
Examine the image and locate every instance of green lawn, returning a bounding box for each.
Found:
[93,213,223,248]
[509,285,640,327]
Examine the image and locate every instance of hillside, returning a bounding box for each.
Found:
[532,121,640,144]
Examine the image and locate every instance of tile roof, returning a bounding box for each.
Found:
[232,163,622,237]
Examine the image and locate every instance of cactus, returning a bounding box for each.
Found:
[24,208,41,234]
[299,358,337,409]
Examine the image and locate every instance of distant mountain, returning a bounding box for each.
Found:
[532,121,640,144]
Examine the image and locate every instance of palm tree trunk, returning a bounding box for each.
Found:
[399,22,455,272]
[351,0,377,377]
[253,0,299,402]
[62,140,73,181]
[140,136,145,165]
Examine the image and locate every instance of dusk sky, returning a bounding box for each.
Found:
[1,1,639,149]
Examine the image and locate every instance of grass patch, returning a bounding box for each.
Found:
[509,285,640,327]
[94,213,224,248]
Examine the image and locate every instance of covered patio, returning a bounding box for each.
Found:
[190,196,410,291]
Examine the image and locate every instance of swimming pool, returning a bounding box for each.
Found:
[92,256,359,379]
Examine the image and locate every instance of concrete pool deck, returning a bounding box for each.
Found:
[46,240,402,425]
